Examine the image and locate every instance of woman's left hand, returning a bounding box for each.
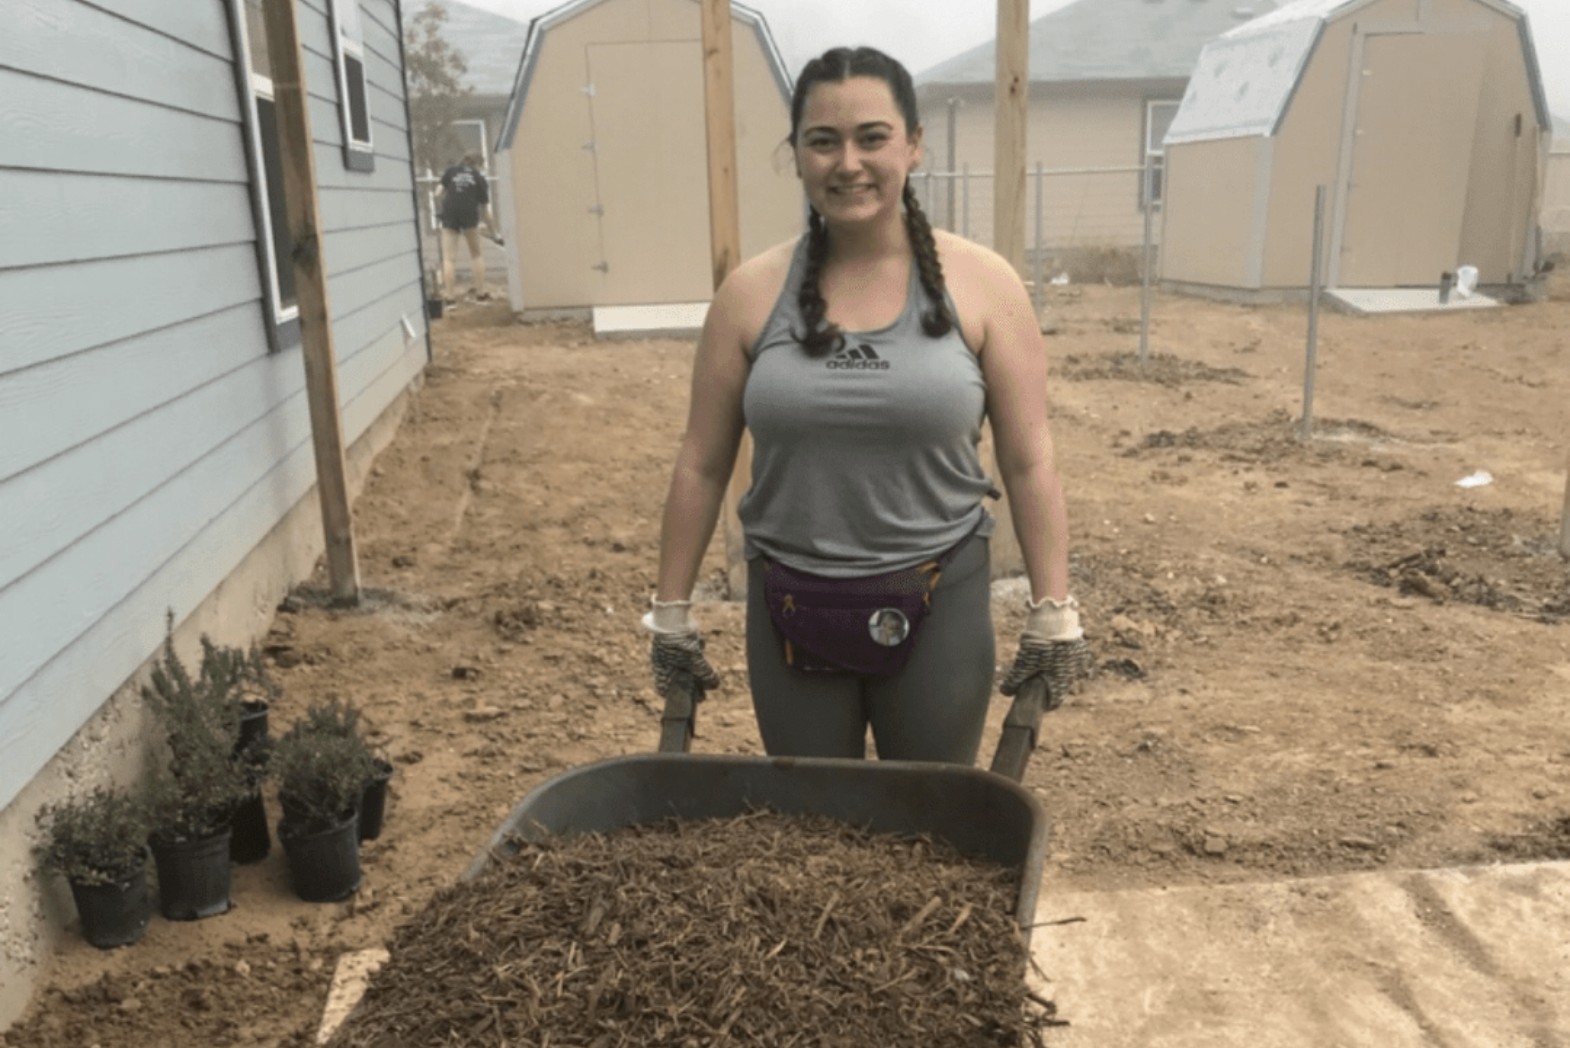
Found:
[1001,634,1093,707]
[1000,596,1093,707]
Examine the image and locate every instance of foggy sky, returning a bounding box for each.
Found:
[451,0,1570,121]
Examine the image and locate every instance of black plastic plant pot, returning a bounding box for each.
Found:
[358,759,394,842]
[236,701,270,758]
[69,862,153,949]
[426,296,444,320]
[279,812,361,903]
[150,829,233,921]
[230,790,271,864]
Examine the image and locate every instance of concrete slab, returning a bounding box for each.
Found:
[1030,861,1570,1047]
[592,302,710,341]
[1326,287,1501,315]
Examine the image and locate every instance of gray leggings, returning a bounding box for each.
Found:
[745,534,995,764]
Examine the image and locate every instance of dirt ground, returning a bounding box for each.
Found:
[6,274,1570,1047]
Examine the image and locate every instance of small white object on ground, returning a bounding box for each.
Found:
[316,948,391,1045]
[1454,470,1494,489]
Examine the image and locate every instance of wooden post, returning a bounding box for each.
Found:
[987,0,1030,578]
[994,0,1029,271]
[700,0,742,291]
[701,0,751,600]
[263,0,361,605]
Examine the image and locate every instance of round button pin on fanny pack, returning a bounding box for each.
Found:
[868,608,910,646]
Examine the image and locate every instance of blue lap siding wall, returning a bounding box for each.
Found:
[0,0,428,811]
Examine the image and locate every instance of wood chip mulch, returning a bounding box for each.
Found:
[327,810,1059,1047]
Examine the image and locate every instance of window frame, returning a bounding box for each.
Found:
[1141,98,1182,211]
[228,0,302,354]
[330,0,375,171]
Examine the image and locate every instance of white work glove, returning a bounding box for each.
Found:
[642,600,721,700]
[1000,595,1094,707]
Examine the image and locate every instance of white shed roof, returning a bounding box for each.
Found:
[1164,0,1548,146]
[496,0,790,152]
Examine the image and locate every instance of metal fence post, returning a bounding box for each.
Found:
[1139,155,1155,366]
[1300,185,1328,441]
[946,97,959,230]
[962,163,971,240]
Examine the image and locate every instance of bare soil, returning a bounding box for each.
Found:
[6,275,1570,1047]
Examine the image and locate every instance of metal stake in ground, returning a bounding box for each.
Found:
[1300,185,1328,441]
[1139,153,1156,367]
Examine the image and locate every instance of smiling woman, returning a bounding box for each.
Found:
[643,44,1093,767]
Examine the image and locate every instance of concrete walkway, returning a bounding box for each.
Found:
[1030,861,1570,1047]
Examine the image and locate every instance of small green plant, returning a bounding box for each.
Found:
[198,636,281,710]
[273,700,379,832]
[300,695,366,740]
[142,624,242,765]
[141,620,252,843]
[35,787,149,886]
[146,746,251,843]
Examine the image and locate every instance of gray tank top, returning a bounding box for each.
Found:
[738,237,994,577]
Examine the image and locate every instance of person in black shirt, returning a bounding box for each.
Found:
[435,153,499,301]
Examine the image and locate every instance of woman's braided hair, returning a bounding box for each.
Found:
[790,47,955,358]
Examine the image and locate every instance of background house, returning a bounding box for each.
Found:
[1160,0,1551,299]
[913,0,1272,274]
[1546,115,1570,257]
[434,0,536,162]
[494,0,802,311]
[0,0,427,1025]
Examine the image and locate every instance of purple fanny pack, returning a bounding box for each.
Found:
[762,539,971,676]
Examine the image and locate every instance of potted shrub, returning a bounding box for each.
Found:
[272,700,378,902]
[34,787,153,949]
[197,636,280,760]
[142,630,251,920]
[290,698,394,842]
[198,637,281,863]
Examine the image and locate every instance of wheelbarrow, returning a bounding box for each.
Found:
[464,674,1060,940]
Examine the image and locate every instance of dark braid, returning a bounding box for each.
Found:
[902,182,955,338]
[794,207,844,358]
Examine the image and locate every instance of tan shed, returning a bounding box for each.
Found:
[1160,0,1553,299]
[1544,117,1570,257]
[493,0,802,311]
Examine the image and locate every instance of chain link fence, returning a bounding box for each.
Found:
[414,164,1161,303]
[908,163,1160,286]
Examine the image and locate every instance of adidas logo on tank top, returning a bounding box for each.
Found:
[825,343,890,371]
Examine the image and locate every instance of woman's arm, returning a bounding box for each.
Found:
[653,273,755,602]
[962,243,1072,604]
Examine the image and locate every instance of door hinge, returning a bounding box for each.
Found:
[588,205,604,216]
[582,141,597,153]
[581,83,596,97]
[592,261,609,273]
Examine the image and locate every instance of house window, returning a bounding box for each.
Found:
[331,0,375,171]
[1142,99,1181,209]
[230,0,301,352]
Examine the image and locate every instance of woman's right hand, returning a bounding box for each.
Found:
[643,604,721,700]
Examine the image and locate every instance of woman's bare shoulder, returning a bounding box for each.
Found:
[713,236,801,341]
[933,230,1031,350]
[934,230,1021,289]
[726,238,799,295]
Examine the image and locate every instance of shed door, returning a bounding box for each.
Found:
[1336,30,1487,287]
[587,41,711,305]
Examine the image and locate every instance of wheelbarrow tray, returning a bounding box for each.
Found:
[463,752,1050,935]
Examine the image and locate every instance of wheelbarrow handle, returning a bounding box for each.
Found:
[657,672,701,754]
[988,675,1053,783]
